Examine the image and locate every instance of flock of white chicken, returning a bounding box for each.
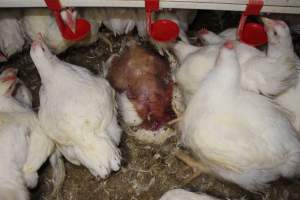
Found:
[0,8,196,58]
[0,6,300,200]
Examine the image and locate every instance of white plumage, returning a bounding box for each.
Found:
[117,92,143,127]
[103,8,136,36]
[160,189,220,200]
[175,31,297,102]
[218,28,237,41]
[0,68,40,200]
[0,10,25,62]
[198,28,237,45]
[181,41,300,191]
[22,8,74,54]
[30,37,122,179]
[261,18,300,133]
[135,8,147,38]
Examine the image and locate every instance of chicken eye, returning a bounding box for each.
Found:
[273,31,278,36]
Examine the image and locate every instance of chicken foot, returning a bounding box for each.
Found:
[175,149,206,185]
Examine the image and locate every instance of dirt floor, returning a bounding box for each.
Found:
[2,10,300,200]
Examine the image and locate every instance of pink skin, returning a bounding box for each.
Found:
[224,40,234,49]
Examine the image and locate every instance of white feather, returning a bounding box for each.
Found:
[175,40,297,102]
[181,43,300,191]
[0,70,42,200]
[160,189,221,200]
[30,38,122,179]
[23,8,73,54]
[0,10,24,61]
[135,9,147,38]
[261,17,300,133]
[117,92,143,126]
[103,8,136,36]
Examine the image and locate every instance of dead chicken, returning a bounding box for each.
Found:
[106,41,184,143]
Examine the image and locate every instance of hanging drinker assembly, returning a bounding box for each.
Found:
[44,0,91,41]
[145,0,179,42]
[237,0,268,46]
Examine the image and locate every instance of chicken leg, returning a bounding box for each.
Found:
[175,149,207,185]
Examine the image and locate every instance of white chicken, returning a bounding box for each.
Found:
[103,8,136,36]
[199,28,237,45]
[30,37,122,179]
[0,68,43,200]
[160,189,221,200]
[175,31,297,102]
[197,29,224,46]
[261,18,300,133]
[135,8,147,39]
[218,28,237,41]
[180,41,300,191]
[22,8,75,54]
[0,9,25,62]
